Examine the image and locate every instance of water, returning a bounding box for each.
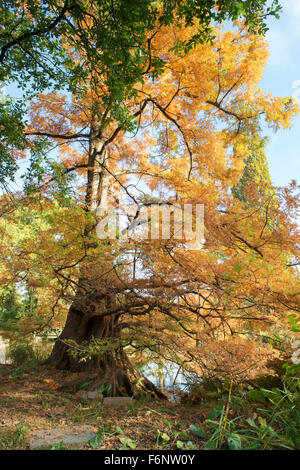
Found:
[0,336,8,364]
[144,362,201,400]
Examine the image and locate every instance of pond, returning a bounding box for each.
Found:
[143,361,201,399]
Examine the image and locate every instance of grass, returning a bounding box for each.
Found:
[0,424,29,450]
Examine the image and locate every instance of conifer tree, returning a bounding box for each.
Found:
[232,137,276,205]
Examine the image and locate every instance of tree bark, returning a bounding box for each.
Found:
[46,296,167,398]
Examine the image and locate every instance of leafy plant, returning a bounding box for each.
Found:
[115,426,124,435]
[189,424,206,439]
[156,430,170,447]
[119,437,137,450]
[7,343,36,366]
[176,440,197,450]
[89,429,103,450]
[198,370,300,450]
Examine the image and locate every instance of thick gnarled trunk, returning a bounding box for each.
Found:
[47,299,166,399]
[47,122,167,399]
[47,299,119,373]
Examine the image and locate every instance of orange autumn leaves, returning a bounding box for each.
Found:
[3,21,299,380]
[25,23,298,197]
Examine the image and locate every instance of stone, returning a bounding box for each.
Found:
[77,390,104,401]
[28,425,97,449]
[87,391,103,400]
[103,396,135,407]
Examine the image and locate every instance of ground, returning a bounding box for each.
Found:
[0,364,209,450]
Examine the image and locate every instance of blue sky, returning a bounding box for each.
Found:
[260,0,300,186]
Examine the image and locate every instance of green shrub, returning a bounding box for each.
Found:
[190,367,300,450]
[7,343,36,366]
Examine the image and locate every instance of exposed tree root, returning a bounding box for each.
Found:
[46,296,168,400]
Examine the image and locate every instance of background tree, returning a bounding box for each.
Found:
[0,285,21,330]
[232,136,276,204]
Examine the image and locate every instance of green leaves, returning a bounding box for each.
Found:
[119,437,137,450]
[207,406,223,420]
[200,377,300,451]
[289,314,300,332]
[204,439,217,450]
[176,440,197,450]
[248,389,267,404]
[115,426,124,435]
[0,97,26,184]
[157,431,170,443]
[189,424,206,439]
[89,430,103,449]
[227,433,242,450]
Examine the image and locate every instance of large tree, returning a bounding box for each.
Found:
[1,19,298,397]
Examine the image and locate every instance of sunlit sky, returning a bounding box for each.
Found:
[260,0,300,186]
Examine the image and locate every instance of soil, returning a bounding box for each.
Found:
[0,364,208,450]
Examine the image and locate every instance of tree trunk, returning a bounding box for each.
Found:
[46,122,167,399]
[46,297,167,399]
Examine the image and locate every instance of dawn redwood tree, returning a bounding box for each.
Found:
[2,0,298,397]
[9,20,298,396]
